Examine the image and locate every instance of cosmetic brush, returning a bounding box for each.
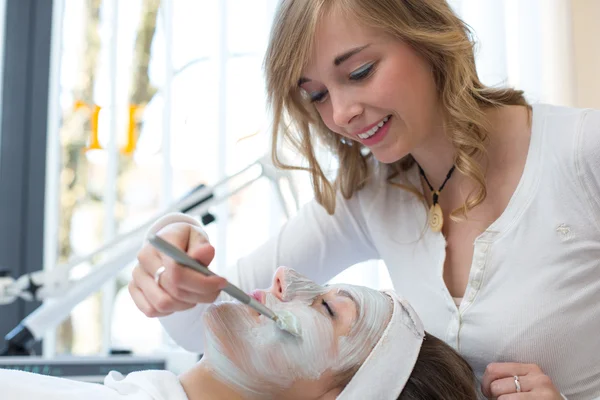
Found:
[148,234,301,337]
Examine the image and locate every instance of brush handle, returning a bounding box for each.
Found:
[247,297,277,319]
[148,234,276,320]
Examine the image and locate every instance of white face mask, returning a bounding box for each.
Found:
[202,268,391,397]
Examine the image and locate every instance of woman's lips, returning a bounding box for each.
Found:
[250,290,265,304]
[358,115,391,146]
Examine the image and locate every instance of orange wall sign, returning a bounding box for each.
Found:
[74,101,144,155]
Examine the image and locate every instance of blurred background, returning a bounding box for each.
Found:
[0,0,598,361]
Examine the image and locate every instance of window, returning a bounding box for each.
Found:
[47,0,290,356]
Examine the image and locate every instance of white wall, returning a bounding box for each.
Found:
[571,0,600,109]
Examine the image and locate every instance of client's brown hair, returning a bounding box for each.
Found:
[399,333,478,400]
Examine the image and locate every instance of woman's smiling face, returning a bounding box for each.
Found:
[202,267,391,399]
[299,8,443,164]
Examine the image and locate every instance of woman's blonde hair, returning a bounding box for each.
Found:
[265,0,529,217]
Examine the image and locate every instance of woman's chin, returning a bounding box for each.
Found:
[369,138,411,164]
[372,150,408,164]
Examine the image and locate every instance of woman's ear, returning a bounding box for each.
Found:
[318,386,343,400]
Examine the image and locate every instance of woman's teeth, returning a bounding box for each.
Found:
[358,116,390,139]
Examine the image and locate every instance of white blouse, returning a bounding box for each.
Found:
[152,104,600,399]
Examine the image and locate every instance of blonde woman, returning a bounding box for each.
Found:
[130,1,600,399]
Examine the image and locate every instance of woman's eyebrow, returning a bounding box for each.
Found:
[297,44,371,86]
[297,77,310,86]
[336,289,359,315]
[333,44,371,66]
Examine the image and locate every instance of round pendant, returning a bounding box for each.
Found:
[429,203,444,232]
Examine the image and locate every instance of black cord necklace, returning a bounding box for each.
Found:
[417,163,456,232]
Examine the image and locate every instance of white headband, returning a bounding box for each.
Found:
[337,290,425,400]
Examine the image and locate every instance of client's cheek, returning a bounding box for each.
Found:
[203,302,259,349]
[203,300,340,393]
[270,308,337,378]
[206,302,247,325]
[202,305,246,364]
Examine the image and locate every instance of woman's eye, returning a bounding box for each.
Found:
[349,62,375,81]
[321,299,335,318]
[310,90,328,104]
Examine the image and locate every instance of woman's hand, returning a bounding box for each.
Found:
[482,362,563,399]
[129,222,227,318]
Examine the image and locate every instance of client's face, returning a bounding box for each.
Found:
[202,267,392,399]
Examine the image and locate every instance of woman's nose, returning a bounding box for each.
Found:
[331,92,363,128]
[269,266,287,301]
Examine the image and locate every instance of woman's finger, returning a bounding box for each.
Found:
[136,225,202,277]
[136,246,225,297]
[489,374,533,398]
[132,265,197,314]
[157,265,224,304]
[128,281,170,318]
[482,363,541,396]
[187,227,215,266]
[164,260,227,294]
[497,394,531,400]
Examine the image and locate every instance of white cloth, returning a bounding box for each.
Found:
[152,104,600,399]
[0,368,188,400]
[337,291,425,400]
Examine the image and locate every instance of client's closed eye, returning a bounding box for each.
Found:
[311,289,358,337]
[322,299,335,318]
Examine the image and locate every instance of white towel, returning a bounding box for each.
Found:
[337,290,426,400]
[0,368,188,400]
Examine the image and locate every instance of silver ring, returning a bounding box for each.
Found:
[514,375,521,393]
[154,266,166,287]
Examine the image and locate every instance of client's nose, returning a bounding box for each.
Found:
[269,266,287,301]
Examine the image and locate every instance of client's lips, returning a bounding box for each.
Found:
[250,290,265,304]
